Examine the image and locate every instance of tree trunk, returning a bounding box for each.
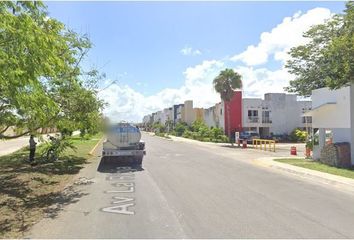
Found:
[227,103,234,146]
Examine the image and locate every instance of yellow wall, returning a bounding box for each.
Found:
[194,108,205,122]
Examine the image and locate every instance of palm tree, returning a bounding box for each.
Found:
[213,68,242,142]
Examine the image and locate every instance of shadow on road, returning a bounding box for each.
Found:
[97,157,144,173]
[219,144,241,149]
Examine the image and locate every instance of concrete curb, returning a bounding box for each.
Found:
[89,136,105,156]
[143,131,173,141]
[255,157,354,194]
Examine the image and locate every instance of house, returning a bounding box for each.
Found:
[142,114,152,126]
[193,108,204,122]
[172,103,184,125]
[242,93,312,138]
[160,108,173,126]
[224,91,243,137]
[182,100,194,125]
[204,102,224,129]
[304,84,354,163]
[203,91,242,137]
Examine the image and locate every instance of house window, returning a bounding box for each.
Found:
[302,116,312,123]
[248,110,259,123]
[262,111,271,123]
[248,110,258,117]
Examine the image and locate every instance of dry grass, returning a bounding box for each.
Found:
[0,133,102,238]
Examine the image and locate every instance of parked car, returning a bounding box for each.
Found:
[239,131,260,143]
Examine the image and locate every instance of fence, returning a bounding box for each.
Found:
[252,139,276,152]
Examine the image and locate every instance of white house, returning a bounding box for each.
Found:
[243,93,312,137]
[203,102,224,130]
[304,84,354,163]
[160,108,173,126]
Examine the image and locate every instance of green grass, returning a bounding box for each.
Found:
[0,133,103,238]
[274,158,354,179]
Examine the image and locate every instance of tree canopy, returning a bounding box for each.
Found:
[285,2,354,96]
[213,68,242,102]
[0,1,104,138]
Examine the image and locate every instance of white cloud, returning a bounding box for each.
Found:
[100,7,334,123]
[180,47,202,56]
[236,66,293,98]
[231,8,332,66]
[99,60,223,122]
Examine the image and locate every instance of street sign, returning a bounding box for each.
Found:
[235,132,240,143]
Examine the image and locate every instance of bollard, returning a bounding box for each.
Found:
[242,139,247,148]
[305,148,311,158]
[290,146,297,155]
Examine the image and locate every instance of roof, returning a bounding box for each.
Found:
[302,102,336,117]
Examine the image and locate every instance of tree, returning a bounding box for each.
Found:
[213,68,242,139]
[285,2,354,96]
[0,1,104,139]
[165,119,173,133]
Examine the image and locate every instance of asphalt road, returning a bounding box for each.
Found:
[0,136,32,156]
[28,133,354,238]
[0,131,80,157]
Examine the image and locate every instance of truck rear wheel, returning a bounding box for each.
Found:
[134,156,143,165]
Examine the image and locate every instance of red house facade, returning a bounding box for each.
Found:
[224,91,242,138]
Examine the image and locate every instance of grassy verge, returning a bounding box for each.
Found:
[274,158,354,179]
[0,133,103,238]
[154,132,171,139]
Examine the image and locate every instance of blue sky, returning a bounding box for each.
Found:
[45,1,346,122]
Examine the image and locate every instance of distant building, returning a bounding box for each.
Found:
[204,102,224,129]
[160,108,173,126]
[142,114,152,126]
[142,91,312,139]
[193,108,205,122]
[224,91,243,137]
[242,93,312,138]
[172,103,184,125]
[203,91,242,137]
[182,100,194,125]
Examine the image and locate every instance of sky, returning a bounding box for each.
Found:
[45,1,347,122]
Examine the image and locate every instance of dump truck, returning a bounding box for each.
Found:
[102,122,146,165]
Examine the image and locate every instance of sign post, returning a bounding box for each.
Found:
[235,132,240,147]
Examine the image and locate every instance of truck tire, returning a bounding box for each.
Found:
[134,156,143,165]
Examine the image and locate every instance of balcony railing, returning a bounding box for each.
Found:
[248,116,259,123]
[262,117,272,124]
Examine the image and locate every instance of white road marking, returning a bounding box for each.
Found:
[101,166,136,215]
[101,203,135,215]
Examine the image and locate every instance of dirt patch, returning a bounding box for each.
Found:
[0,134,102,238]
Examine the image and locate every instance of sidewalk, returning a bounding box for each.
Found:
[168,134,305,158]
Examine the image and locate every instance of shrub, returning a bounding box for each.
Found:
[290,128,308,142]
[182,130,193,138]
[210,127,224,139]
[218,135,230,143]
[152,123,165,133]
[40,136,77,162]
[175,122,188,136]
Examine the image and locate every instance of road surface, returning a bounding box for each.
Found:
[0,131,80,157]
[28,133,354,238]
